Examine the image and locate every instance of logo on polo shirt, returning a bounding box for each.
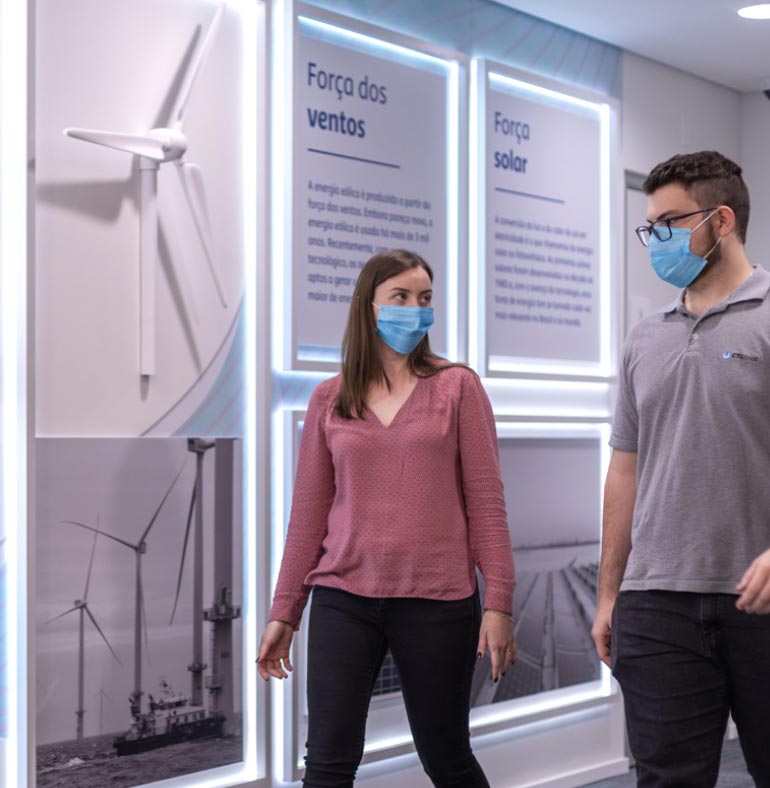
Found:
[721,350,759,362]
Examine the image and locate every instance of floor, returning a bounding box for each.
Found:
[586,739,752,787]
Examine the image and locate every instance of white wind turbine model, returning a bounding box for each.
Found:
[63,3,229,376]
[45,528,122,740]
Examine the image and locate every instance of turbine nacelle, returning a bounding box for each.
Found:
[148,128,189,163]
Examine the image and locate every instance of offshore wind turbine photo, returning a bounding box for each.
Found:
[62,459,188,717]
[43,528,122,740]
[36,437,244,788]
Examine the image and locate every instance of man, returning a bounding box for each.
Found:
[592,150,770,787]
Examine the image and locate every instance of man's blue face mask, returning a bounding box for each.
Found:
[648,211,721,288]
[373,304,435,355]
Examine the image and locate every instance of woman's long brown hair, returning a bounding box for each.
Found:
[335,249,464,419]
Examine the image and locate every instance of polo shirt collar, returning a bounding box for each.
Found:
[659,265,770,315]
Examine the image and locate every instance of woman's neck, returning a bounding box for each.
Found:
[379,346,413,386]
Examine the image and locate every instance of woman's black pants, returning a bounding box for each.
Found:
[303,585,490,788]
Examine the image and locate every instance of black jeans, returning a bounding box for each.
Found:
[304,585,489,788]
[612,590,770,787]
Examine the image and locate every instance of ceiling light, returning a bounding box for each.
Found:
[738,4,770,19]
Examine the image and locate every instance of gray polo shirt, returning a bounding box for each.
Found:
[611,265,770,594]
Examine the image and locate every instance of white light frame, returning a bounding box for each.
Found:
[470,59,618,380]
[272,405,617,778]
[19,2,264,788]
[271,1,464,372]
[1,0,29,786]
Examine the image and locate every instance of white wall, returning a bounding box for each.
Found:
[739,91,770,266]
[620,51,770,330]
[619,51,744,331]
[621,51,742,177]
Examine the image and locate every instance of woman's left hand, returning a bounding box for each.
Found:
[477,610,517,682]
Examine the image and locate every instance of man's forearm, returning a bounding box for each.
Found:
[598,451,637,603]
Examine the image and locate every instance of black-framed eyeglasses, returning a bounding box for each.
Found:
[635,208,716,247]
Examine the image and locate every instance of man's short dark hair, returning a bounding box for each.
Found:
[643,151,750,243]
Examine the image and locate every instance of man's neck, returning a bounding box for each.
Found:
[685,250,754,316]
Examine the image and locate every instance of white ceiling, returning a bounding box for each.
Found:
[495,0,770,93]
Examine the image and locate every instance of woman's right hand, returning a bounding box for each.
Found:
[257,620,295,681]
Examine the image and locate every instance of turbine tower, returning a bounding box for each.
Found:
[94,679,113,735]
[183,438,215,705]
[45,529,121,739]
[170,439,241,728]
[204,439,241,733]
[63,3,228,376]
[64,458,187,717]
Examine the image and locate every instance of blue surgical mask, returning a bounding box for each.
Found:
[373,304,435,355]
[649,211,721,288]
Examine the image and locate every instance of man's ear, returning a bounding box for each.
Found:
[715,205,736,238]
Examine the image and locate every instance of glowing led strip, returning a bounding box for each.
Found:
[0,0,28,785]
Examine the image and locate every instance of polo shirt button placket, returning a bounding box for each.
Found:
[686,322,701,353]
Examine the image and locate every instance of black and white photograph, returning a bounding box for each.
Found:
[35,437,243,788]
[289,418,603,711]
[471,435,602,707]
[361,435,603,709]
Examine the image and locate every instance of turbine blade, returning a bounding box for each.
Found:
[62,520,136,551]
[83,529,98,602]
[38,679,60,711]
[177,162,227,307]
[64,127,167,161]
[44,606,79,625]
[139,575,151,665]
[170,483,197,625]
[84,605,123,665]
[171,3,225,128]
[140,456,188,543]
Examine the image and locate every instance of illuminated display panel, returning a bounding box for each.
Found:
[470,59,616,379]
[1,1,262,787]
[272,2,462,372]
[470,421,615,731]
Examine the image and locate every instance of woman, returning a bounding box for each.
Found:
[258,249,516,788]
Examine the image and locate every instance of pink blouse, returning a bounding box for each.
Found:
[269,366,515,627]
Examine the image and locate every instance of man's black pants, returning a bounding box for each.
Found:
[612,590,770,787]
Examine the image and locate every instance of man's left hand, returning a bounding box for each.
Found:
[736,547,770,614]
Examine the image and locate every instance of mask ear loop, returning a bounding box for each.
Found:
[696,210,722,260]
[703,236,722,260]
